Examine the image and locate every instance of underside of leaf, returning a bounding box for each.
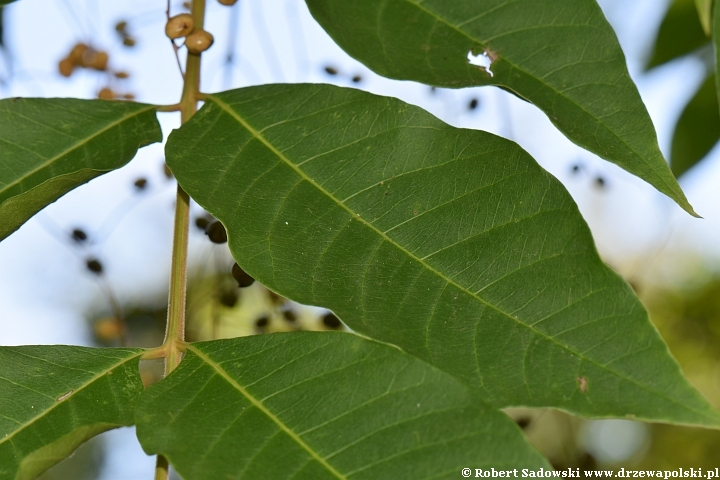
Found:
[136,333,549,479]
[0,346,144,480]
[165,84,720,427]
[305,0,695,216]
[0,98,162,241]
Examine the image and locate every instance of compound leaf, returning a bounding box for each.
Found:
[166,84,720,427]
[136,333,549,479]
[0,98,162,241]
[305,0,696,216]
[0,346,144,480]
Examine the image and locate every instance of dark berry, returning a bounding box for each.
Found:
[206,221,227,244]
[255,316,269,328]
[86,258,103,275]
[134,177,148,190]
[71,228,88,243]
[322,313,342,329]
[231,263,255,288]
[595,176,606,189]
[324,66,338,75]
[282,310,297,322]
[515,416,531,430]
[351,75,362,83]
[219,290,238,307]
[195,217,210,231]
[468,98,479,110]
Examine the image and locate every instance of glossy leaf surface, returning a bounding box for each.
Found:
[647,0,709,69]
[0,98,162,240]
[0,346,144,480]
[136,333,549,479]
[671,74,719,177]
[305,0,695,215]
[166,84,720,426]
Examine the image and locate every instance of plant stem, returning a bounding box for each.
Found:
[155,0,206,478]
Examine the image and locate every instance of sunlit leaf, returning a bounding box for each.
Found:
[0,98,162,241]
[0,346,144,480]
[695,0,712,35]
[671,74,719,177]
[136,333,549,479]
[305,0,696,216]
[166,84,720,427]
[647,0,709,69]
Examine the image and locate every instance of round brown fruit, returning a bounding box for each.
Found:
[98,88,116,100]
[185,29,214,54]
[58,58,74,77]
[68,43,89,63]
[165,13,194,40]
[218,0,238,5]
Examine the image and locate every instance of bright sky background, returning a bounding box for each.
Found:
[1,0,719,477]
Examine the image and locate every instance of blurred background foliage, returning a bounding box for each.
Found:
[1,0,720,477]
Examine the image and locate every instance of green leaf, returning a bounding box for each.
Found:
[304,0,696,216]
[647,0,709,69]
[714,0,720,110]
[0,98,162,241]
[0,346,144,480]
[696,0,713,35]
[671,74,720,177]
[166,84,720,427]
[136,333,549,479]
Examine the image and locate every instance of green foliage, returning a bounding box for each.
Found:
[646,0,708,70]
[0,347,144,480]
[166,84,719,426]
[136,333,549,479]
[305,0,696,216]
[0,99,162,240]
[1,0,720,477]
[671,74,720,177]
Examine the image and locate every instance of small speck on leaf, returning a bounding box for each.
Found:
[577,376,588,393]
[57,390,74,402]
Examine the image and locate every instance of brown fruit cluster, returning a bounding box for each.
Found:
[165,13,214,54]
[57,43,109,77]
[97,88,136,101]
[115,20,137,48]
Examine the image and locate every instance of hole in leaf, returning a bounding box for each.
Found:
[467,48,496,77]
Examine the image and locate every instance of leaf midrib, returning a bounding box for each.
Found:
[0,104,157,200]
[187,345,347,480]
[401,0,682,204]
[206,94,717,423]
[0,351,142,447]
